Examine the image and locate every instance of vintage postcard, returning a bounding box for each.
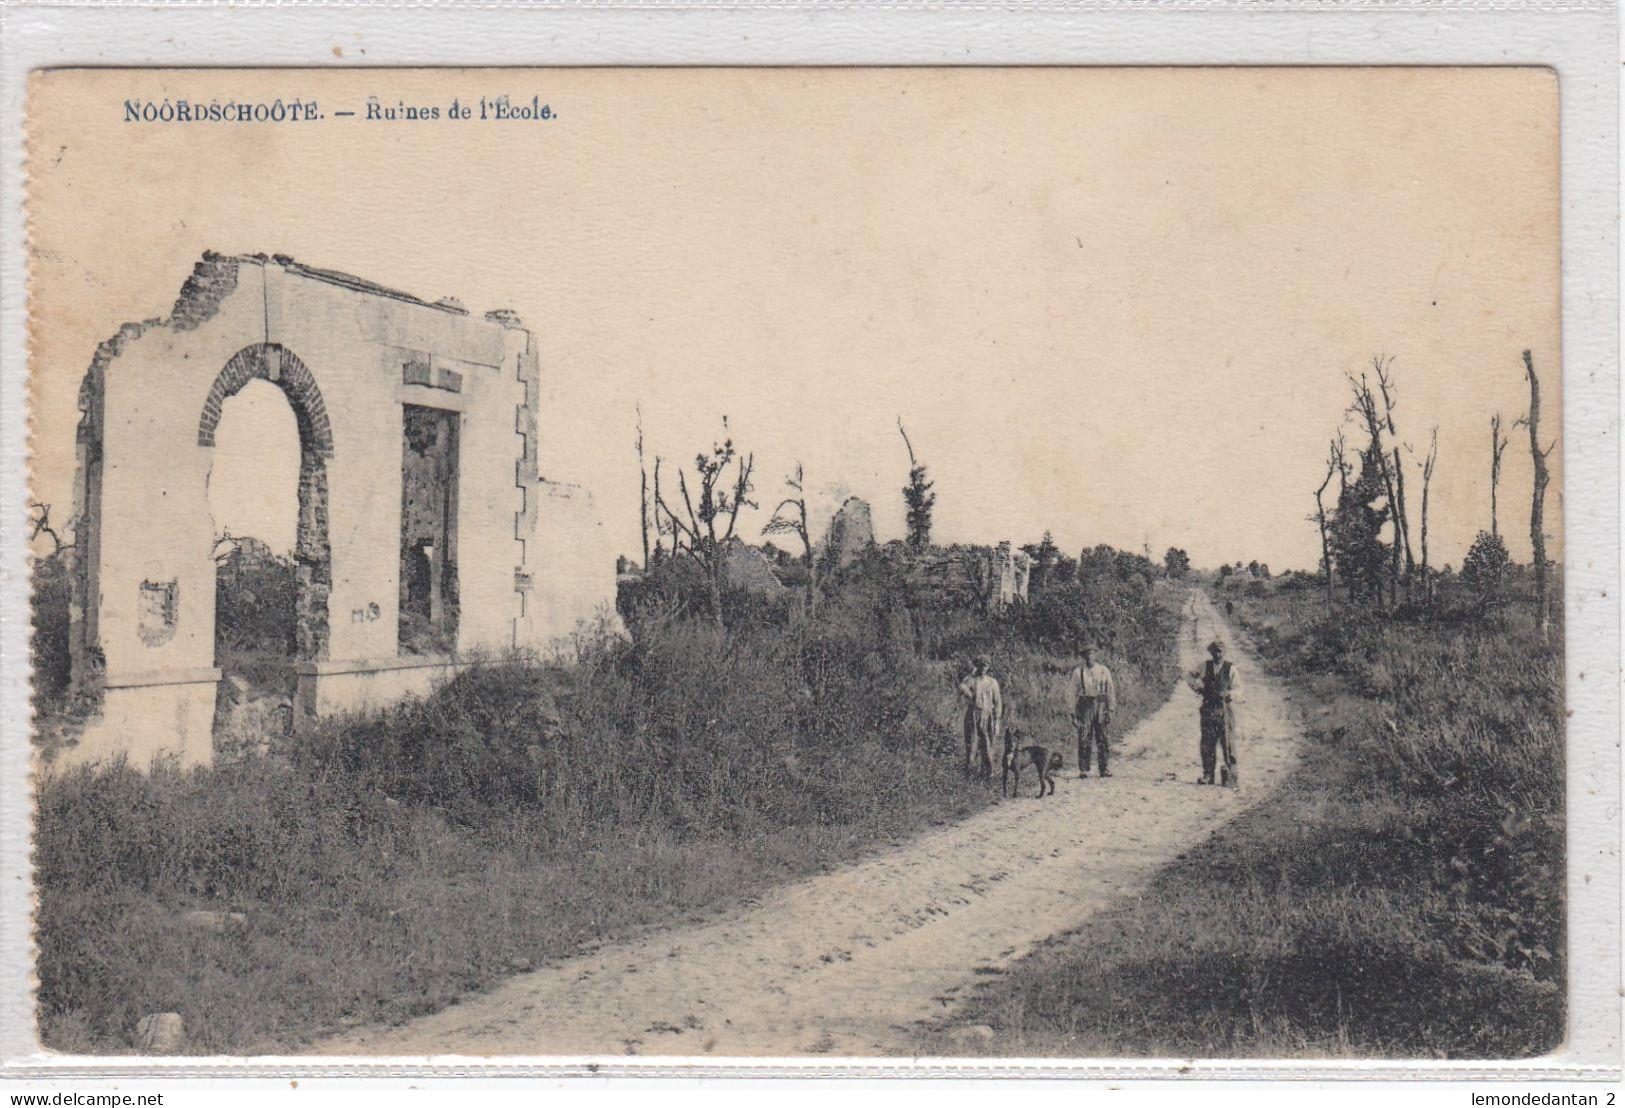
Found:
[23,66,1576,1064]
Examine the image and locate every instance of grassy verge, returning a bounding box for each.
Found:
[38,745,987,1053]
[915,581,1564,1059]
[35,550,1179,1054]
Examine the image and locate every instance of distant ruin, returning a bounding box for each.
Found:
[722,538,788,596]
[932,541,1030,612]
[990,541,1032,610]
[822,497,875,566]
[65,252,616,767]
[808,497,1031,611]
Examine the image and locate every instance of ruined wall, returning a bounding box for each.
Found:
[856,541,1031,614]
[989,541,1031,610]
[822,497,875,567]
[722,538,789,596]
[68,257,265,766]
[811,498,1027,611]
[527,480,620,653]
[63,253,616,767]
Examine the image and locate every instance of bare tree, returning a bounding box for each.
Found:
[1372,356,1417,586]
[1348,368,1403,608]
[1419,427,1438,606]
[28,502,62,556]
[1312,434,1345,607]
[652,421,757,626]
[1489,413,1510,539]
[1516,350,1556,636]
[635,405,651,570]
[651,456,676,560]
[763,462,817,617]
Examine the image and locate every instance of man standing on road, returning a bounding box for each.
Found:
[959,656,1003,781]
[1071,643,1117,779]
[1192,639,1240,786]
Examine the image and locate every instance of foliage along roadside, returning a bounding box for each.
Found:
[915,575,1563,1059]
[33,541,1180,1054]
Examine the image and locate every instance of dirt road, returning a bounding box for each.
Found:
[321,591,1300,1058]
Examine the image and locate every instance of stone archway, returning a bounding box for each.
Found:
[197,344,333,662]
[61,252,616,770]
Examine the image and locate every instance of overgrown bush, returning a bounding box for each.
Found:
[213,541,299,694]
[30,552,72,712]
[1461,530,1511,611]
[35,535,1179,1052]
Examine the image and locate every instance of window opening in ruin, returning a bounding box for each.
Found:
[399,404,460,655]
[209,378,302,708]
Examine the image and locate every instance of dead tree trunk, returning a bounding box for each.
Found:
[29,502,62,556]
[681,470,724,628]
[1420,427,1438,607]
[656,433,755,628]
[1518,350,1555,636]
[652,457,677,559]
[636,405,650,569]
[1335,436,1352,603]
[897,417,936,550]
[1392,448,1413,596]
[1314,436,1342,609]
[1374,357,1416,595]
[1490,413,1509,539]
[1350,371,1402,610]
[764,463,817,618]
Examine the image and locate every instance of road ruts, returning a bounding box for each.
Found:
[318,589,1300,1058]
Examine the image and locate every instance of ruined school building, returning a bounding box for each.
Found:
[67,252,616,767]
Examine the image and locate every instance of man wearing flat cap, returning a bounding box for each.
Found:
[959,655,1003,781]
[1193,639,1241,785]
[1071,642,1117,779]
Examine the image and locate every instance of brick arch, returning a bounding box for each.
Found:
[198,343,332,661]
[197,344,333,457]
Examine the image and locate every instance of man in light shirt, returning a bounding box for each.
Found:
[959,655,1003,781]
[1072,643,1117,779]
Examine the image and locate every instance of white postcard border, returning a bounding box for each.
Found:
[0,0,1616,1080]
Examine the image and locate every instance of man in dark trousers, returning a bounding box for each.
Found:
[1071,643,1117,779]
[959,655,1004,781]
[1193,639,1241,785]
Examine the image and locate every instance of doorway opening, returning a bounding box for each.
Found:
[209,377,301,717]
[399,404,460,655]
[199,344,334,742]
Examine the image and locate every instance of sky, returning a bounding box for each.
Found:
[29,67,1561,572]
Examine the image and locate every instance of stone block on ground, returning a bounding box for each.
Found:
[182,909,248,933]
[133,1012,186,1054]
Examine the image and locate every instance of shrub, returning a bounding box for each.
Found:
[213,541,300,695]
[1461,531,1511,609]
[30,552,73,712]
[34,537,1180,1052]
[214,542,297,657]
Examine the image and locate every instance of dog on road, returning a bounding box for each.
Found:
[1002,731,1064,798]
